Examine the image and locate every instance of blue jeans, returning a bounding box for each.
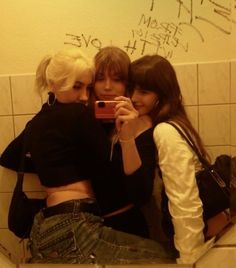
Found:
[28,199,175,264]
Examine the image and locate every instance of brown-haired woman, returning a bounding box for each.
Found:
[130,54,230,264]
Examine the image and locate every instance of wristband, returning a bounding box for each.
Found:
[119,138,135,143]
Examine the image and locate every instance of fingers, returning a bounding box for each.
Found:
[115,117,123,132]
[114,96,138,135]
[114,96,137,114]
[114,96,131,102]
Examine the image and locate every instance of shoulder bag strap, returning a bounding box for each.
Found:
[165,121,226,188]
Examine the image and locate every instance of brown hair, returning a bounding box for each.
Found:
[130,55,209,160]
[94,46,131,86]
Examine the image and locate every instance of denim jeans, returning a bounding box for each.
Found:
[28,199,175,264]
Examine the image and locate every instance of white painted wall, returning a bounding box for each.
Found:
[0,0,235,74]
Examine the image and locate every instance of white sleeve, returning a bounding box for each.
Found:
[153,123,215,264]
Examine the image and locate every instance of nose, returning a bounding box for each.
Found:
[77,88,88,104]
[131,91,138,102]
[104,78,112,91]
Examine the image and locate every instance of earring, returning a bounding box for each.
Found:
[154,100,159,108]
[47,92,56,106]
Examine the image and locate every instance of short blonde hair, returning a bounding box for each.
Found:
[35,48,94,93]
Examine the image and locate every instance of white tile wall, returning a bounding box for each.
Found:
[231,146,236,156]
[0,193,11,228]
[198,62,230,105]
[0,60,235,266]
[0,76,12,115]
[199,104,230,146]
[185,106,199,131]
[0,251,15,268]
[196,247,236,268]
[206,146,231,163]
[10,75,41,115]
[0,167,16,193]
[0,116,14,153]
[175,63,198,105]
[231,104,236,146]
[0,229,24,264]
[13,115,35,137]
[215,223,236,245]
[23,173,44,192]
[231,61,236,103]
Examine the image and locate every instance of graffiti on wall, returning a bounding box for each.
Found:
[64,0,235,59]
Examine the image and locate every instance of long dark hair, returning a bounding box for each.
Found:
[130,55,209,159]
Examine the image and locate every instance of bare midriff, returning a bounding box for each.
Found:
[45,180,94,207]
[45,179,134,218]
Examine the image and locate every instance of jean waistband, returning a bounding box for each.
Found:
[43,198,101,218]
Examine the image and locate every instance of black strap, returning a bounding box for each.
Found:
[166,121,226,188]
[166,122,210,167]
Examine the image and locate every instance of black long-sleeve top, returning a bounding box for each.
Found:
[93,124,156,214]
[0,102,156,215]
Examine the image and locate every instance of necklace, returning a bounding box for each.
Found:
[110,131,119,161]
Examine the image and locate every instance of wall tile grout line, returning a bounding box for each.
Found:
[213,244,236,248]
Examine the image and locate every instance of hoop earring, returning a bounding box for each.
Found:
[154,100,159,109]
[47,92,56,106]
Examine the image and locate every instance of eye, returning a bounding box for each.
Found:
[73,82,83,90]
[95,73,105,81]
[138,90,149,95]
[113,77,123,82]
[111,74,123,82]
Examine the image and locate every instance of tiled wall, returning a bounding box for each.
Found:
[0,60,235,264]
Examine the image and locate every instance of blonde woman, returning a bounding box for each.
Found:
[0,48,173,264]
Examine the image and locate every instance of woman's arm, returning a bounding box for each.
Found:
[114,96,141,175]
[153,122,214,264]
[0,130,35,172]
[113,97,155,204]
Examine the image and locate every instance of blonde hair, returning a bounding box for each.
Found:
[35,48,94,94]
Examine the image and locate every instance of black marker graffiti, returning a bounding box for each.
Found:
[64,0,235,59]
[176,0,233,34]
[124,13,189,59]
[124,0,235,59]
[64,33,102,50]
[150,0,155,11]
[176,0,193,24]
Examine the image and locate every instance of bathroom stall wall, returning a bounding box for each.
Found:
[0,0,236,264]
[0,0,235,74]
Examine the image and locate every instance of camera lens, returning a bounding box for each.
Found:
[98,101,105,108]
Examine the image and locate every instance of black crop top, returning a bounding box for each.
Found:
[0,102,110,187]
[0,102,156,214]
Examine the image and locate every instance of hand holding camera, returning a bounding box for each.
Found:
[94,100,123,119]
[114,97,139,141]
[94,96,139,141]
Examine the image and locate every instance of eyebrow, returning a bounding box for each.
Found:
[74,81,83,85]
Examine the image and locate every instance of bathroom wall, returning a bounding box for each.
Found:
[0,0,235,75]
[0,59,235,263]
[0,0,236,265]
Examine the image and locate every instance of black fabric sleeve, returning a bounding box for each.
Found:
[123,130,156,205]
[0,130,35,173]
